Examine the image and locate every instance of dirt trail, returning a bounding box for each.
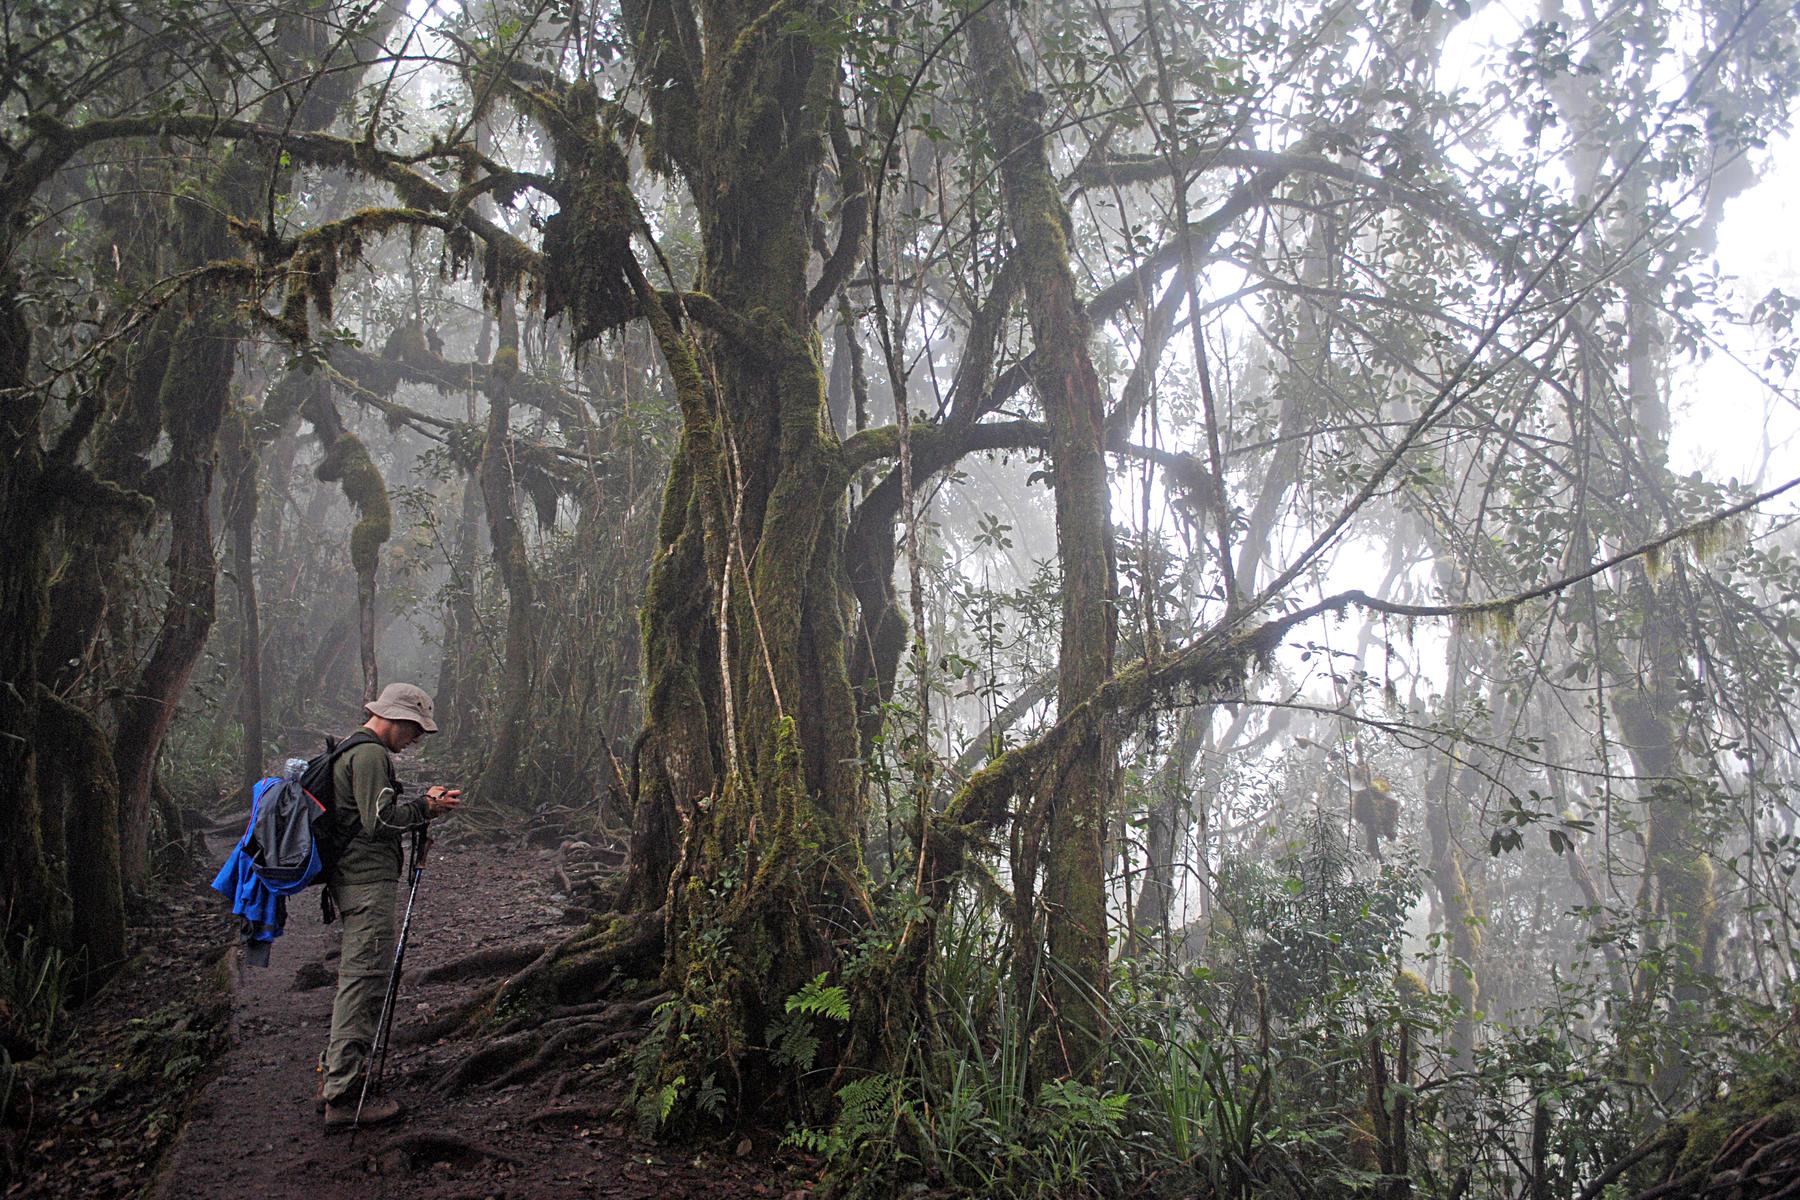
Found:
[150,836,801,1200]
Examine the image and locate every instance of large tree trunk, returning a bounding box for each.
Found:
[616,0,867,1119]
[38,307,176,690]
[37,688,128,990]
[114,307,233,891]
[0,281,68,948]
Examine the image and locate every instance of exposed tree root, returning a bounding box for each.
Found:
[1609,1098,1800,1200]
[415,910,669,1108]
[376,1131,524,1173]
[477,909,662,1030]
[487,1021,608,1090]
[445,993,668,1094]
[441,1021,604,1093]
[552,840,626,899]
[396,994,488,1048]
[403,908,665,1102]
[409,941,548,986]
[526,1102,617,1128]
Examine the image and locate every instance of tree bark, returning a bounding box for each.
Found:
[221,402,265,795]
[37,687,127,991]
[475,302,537,807]
[612,0,870,1118]
[113,307,233,892]
[969,6,1119,1079]
[0,280,68,948]
[436,471,486,744]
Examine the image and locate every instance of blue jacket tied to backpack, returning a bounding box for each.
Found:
[212,760,320,965]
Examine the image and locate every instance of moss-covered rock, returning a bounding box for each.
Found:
[1643,1054,1800,1194]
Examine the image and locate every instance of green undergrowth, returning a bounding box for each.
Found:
[765,821,1794,1200]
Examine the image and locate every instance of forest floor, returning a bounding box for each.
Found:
[5,830,816,1200]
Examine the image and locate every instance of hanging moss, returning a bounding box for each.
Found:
[271,209,436,343]
[1457,601,1519,646]
[542,137,640,344]
[315,433,391,576]
[1672,514,1746,571]
[445,421,485,472]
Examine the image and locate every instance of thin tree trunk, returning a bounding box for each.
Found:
[970,6,1119,1078]
[436,312,492,743]
[222,403,264,794]
[476,300,535,806]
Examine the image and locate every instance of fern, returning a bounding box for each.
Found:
[781,1074,901,1165]
[658,1075,685,1125]
[786,972,851,1021]
[694,1072,727,1119]
[834,1072,898,1141]
[768,1010,822,1070]
[782,1124,842,1156]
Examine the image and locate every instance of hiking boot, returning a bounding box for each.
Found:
[323,1094,405,1132]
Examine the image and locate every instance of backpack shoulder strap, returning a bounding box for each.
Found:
[300,729,385,799]
[332,729,383,757]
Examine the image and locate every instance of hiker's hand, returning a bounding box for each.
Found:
[424,785,462,817]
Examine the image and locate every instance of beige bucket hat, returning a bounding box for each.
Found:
[364,682,439,733]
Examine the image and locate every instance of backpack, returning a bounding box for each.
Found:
[243,730,384,911]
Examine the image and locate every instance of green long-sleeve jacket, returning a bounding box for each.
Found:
[327,740,430,885]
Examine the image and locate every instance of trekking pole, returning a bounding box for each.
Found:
[352,821,430,1140]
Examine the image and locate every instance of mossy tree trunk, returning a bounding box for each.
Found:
[436,471,486,744]
[113,305,234,890]
[1614,296,1721,1095]
[608,0,869,1113]
[968,6,1119,1078]
[221,402,266,795]
[36,688,128,989]
[475,304,537,807]
[91,1,404,885]
[0,128,151,969]
[306,381,392,707]
[1424,749,1482,1064]
[0,0,405,958]
[0,278,68,950]
[38,306,176,691]
[436,312,494,746]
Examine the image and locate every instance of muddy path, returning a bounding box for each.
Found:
[145,835,807,1200]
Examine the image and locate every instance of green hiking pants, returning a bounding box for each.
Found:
[322,879,397,1104]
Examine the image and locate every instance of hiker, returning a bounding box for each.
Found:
[319,682,461,1131]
